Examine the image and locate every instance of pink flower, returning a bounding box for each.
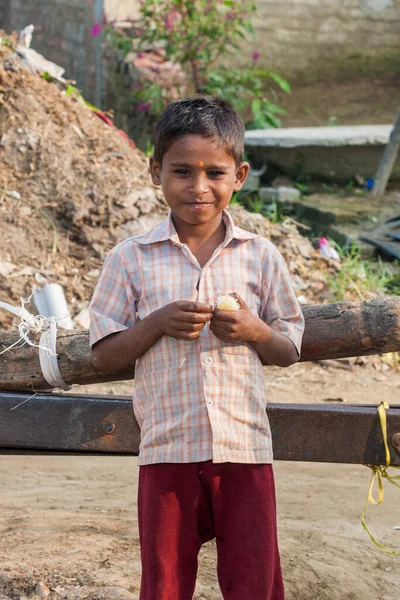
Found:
[136,102,151,112]
[91,23,102,37]
[164,9,180,30]
[252,51,260,63]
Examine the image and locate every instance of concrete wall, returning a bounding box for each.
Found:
[0,0,399,106]
[253,0,400,80]
[104,0,400,80]
[0,0,104,104]
[104,0,140,22]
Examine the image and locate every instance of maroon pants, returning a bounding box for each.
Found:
[138,461,284,600]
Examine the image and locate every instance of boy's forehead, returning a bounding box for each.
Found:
[164,134,235,165]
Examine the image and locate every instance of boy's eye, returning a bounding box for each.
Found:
[174,169,189,175]
[208,171,224,178]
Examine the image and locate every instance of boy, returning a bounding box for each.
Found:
[89,96,305,600]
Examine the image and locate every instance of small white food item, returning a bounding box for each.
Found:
[217,295,240,311]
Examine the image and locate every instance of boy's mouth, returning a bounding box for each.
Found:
[184,201,214,209]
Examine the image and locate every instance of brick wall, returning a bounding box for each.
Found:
[0,0,104,104]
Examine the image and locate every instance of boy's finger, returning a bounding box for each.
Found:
[179,312,212,323]
[210,320,231,334]
[231,293,249,310]
[213,308,239,322]
[175,330,200,341]
[176,321,205,332]
[180,301,213,313]
[210,325,231,342]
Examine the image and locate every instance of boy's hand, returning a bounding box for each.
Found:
[211,294,263,344]
[155,301,213,340]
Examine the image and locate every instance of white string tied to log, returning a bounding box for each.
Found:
[0,297,70,391]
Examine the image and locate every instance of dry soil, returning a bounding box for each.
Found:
[1,361,400,600]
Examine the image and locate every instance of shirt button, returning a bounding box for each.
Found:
[204,356,213,365]
[208,400,212,406]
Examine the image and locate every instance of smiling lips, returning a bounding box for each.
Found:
[185,201,214,209]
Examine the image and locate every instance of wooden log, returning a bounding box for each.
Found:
[0,297,400,391]
[300,296,400,361]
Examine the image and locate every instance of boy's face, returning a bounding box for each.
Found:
[150,135,249,229]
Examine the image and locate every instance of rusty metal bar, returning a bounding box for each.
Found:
[0,392,139,455]
[1,392,400,465]
[268,404,400,466]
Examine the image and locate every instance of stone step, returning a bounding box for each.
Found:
[245,125,397,183]
[274,194,396,257]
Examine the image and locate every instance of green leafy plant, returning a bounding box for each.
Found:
[330,245,400,301]
[1,38,13,48]
[345,180,355,191]
[112,34,133,57]
[344,180,366,197]
[295,182,310,194]
[327,115,339,127]
[269,200,285,224]
[64,84,101,112]
[230,190,285,223]
[304,103,314,116]
[123,0,290,128]
[230,188,256,209]
[246,194,265,214]
[205,67,289,129]
[321,183,337,194]
[230,192,242,206]
[354,188,366,197]
[145,139,155,158]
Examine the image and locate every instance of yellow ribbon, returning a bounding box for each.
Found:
[361,401,400,556]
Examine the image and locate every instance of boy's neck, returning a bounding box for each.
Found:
[171,213,226,264]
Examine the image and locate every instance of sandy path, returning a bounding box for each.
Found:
[1,362,399,599]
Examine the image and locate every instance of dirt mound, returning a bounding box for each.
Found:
[0,35,167,328]
[0,32,340,331]
[228,205,339,304]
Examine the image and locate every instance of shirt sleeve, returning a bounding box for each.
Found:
[89,246,137,347]
[261,245,305,356]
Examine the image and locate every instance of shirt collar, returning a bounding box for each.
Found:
[133,209,260,246]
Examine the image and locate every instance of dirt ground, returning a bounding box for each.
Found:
[279,77,400,129]
[1,361,400,600]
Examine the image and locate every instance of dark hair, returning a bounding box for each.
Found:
[154,95,245,165]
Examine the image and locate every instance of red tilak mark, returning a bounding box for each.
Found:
[198,160,204,167]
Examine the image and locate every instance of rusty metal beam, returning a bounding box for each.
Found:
[0,392,399,465]
[268,404,400,466]
[0,392,139,455]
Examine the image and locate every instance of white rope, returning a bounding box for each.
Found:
[0,297,70,391]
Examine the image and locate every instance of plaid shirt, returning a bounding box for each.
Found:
[89,210,304,465]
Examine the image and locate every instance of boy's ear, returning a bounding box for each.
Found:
[233,161,250,192]
[149,157,162,185]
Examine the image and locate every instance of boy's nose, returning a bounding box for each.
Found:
[189,175,209,196]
